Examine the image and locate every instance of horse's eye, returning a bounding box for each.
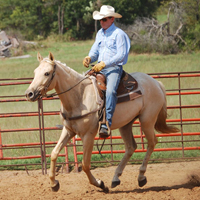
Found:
[45,72,50,76]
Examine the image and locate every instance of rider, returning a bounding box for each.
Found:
[83,5,131,138]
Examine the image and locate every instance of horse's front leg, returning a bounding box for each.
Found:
[49,126,75,191]
[82,133,109,192]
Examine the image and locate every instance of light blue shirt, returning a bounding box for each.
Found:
[89,23,130,68]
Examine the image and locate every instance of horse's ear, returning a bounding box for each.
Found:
[37,52,43,62]
[49,52,55,62]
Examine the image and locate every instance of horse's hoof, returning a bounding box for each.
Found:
[51,181,60,192]
[138,177,147,187]
[99,180,105,189]
[111,180,121,188]
[100,180,109,193]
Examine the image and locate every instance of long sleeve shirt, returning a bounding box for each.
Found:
[89,23,130,68]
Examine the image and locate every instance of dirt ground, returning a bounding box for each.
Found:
[0,160,200,200]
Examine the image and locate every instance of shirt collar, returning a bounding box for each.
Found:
[101,23,116,35]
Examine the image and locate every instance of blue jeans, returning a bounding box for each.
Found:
[100,65,123,127]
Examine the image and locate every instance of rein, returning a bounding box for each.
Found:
[96,138,114,166]
[40,59,90,98]
[45,75,89,98]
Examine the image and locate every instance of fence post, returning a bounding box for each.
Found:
[0,128,3,159]
[64,146,69,173]
[178,73,184,158]
[73,137,79,172]
[38,98,47,175]
[139,122,145,150]
[109,135,112,162]
[40,99,47,174]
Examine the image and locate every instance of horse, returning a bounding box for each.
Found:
[25,52,179,192]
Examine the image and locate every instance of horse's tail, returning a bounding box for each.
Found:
[154,81,179,133]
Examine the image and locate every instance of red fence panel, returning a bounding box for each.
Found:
[0,71,200,174]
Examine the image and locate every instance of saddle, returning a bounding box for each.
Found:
[87,70,142,103]
[87,69,142,138]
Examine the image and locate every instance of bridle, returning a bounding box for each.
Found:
[43,63,56,95]
[40,59,89,98]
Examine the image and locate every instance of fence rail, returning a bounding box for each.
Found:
[0,71,200,174]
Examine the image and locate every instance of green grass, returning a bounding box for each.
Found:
[156,14,168,23]
[1,41,200,78]
[0,40,200,170]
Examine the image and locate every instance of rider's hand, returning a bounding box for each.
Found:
[92,61,106,72]
[83,56,91,68]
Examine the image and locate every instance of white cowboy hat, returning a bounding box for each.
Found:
[93,5,122,20]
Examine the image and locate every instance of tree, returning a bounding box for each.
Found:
[62,0,97,39]
[161,0,200,50]
[83,0,102,34]
[43,0,67,35]
[0,0,168,41]
[0,0,53,40]
[102,0,162,24]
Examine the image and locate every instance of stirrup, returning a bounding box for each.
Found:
[98,121,111,139]
[99,127,109,138]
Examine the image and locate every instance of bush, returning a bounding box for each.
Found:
[183,22,200,51]
[117,17,181,55]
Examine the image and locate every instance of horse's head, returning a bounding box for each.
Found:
[25,52,57,101]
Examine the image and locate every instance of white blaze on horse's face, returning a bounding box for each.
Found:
[25,52,56,102]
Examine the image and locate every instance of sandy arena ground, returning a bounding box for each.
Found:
[0,160,200,200]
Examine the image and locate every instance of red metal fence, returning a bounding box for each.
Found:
[0,71,200,174]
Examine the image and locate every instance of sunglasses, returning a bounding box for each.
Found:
[100,17,112,22]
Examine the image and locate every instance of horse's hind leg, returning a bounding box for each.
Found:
[138,123,158,187]
[49,126,75,191]
[111,120,137,188]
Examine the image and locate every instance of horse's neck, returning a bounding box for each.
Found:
[55,61,83,90]
[54,61,99,124]
[54,61,86,111]
[56,60,82,77]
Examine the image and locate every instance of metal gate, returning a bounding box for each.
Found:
[0,71,200,174]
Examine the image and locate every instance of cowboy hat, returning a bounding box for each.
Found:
[93,5,122,20]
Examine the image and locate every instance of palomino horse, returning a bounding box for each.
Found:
[25,52,179,192]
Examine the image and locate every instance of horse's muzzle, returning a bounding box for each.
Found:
[25,89,41,102]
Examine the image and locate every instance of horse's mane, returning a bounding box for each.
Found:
[54,59,84,78]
